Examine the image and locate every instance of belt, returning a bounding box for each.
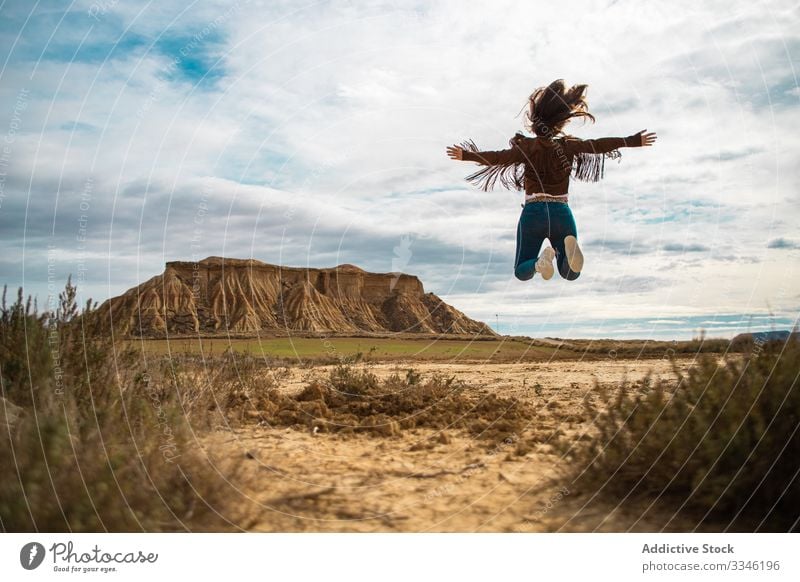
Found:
[522,193,569,207]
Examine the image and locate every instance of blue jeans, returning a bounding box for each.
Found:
[514,202,581,281]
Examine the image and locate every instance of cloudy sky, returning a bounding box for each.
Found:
[0,0,798,339]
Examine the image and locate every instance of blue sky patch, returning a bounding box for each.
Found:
[154,31,227,86]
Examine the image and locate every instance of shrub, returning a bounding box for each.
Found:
[240,364,533,444]
[563,342,800,531]
[0,286,52,407]
[0,280,258,532]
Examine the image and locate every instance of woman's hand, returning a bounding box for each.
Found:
[636,129,657,147]
[446,145,464,160]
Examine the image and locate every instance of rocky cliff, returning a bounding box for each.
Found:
[96,257,494,337]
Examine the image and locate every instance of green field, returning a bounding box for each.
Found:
[127,335,731,363]
[128,336,575,362]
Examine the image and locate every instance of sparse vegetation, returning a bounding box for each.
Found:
[0,281,259,532]
[563,341,800,531]
[168,361,533,445]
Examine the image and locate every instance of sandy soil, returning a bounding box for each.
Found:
[202,357,701,532]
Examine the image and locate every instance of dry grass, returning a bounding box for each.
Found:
[0,281,260,532]
[561,341,800,531]
[244,365,534,444]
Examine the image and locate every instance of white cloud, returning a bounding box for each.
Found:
[1,0,798,339]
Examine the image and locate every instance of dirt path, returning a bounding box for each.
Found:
[201,357,699,531]
[269,356,690,394]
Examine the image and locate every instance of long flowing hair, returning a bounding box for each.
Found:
[524,79,595,137]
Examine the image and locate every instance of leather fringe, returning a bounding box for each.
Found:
[459,135,525,192]
[572,149,622,182]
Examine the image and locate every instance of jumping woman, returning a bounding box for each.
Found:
[447,79,656,281]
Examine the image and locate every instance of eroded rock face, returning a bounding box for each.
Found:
[96,257,494,337]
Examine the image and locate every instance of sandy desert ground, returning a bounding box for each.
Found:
[201,357,703,532]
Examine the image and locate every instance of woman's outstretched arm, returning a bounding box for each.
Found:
[447,139,528,191]
[446,143,526,165]
[566,129,657,154]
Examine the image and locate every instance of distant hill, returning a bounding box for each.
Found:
[95,257,495,337]
[730,330,799,351]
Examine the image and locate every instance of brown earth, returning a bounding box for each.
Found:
[202,357,702,532]
[96,257,494,337]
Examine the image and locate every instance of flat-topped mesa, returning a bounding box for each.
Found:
[96,257,494,337]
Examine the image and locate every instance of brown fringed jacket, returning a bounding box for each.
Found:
[460,132,644,195]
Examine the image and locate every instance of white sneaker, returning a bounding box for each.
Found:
[564,235,584,273]
[535,247,556,280]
